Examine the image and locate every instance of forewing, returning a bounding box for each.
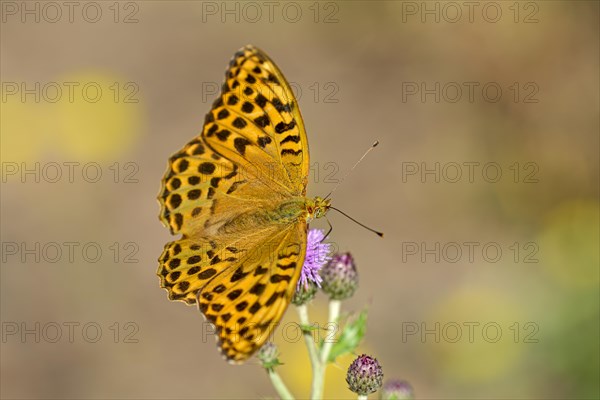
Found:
[158,45,309,236]
[206,45,309,194]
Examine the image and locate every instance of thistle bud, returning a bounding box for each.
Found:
[346,354,384,395]
[380,379,414,399]
[292,280,318,306]
[257,342,282,371]
[321,252,358,300]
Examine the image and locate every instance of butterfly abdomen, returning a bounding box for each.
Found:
[218,199,304,235]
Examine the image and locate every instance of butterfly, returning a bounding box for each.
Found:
[157,45,331,363]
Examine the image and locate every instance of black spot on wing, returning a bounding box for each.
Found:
[173,213,183,231]
[226,180,245,194]
[213,97,224,108]
[272,98,291,113]
[267,73,280,85]
[257,136,272,148]
[265,292,281,306]
[207,124,218,136]
[199,162,216,174]
[234,137,251,155]
[280,135,300,144]
[198,268,217,279]
[254,94,267,108]
[227,95,239,105]
[207,187,216,200]
[236,301,248,311]
[227,289,243,300]
[232,117,247,129]
[230,267,249,282]
[170,178,181,189]
[253,265,268,276]
[250,283,266,295]
[249,302,261,314]
[216,130,231,141]
[275,120,296,134]
[173,244,182,255]
[217,109,229,120]
[187,189,201,200]
[270,274,291,283]
[177,159,189,173]
[213,284,226,293]
[254,115,270,128]
[281,149,302,156]
[192,143,205,155]
[241,102,254,113]
[169,194,182,209]
[277,262,297,271]
[187,255,201,264]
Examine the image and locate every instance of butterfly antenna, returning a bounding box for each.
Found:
[324,140,379,200]
[329,206,384,237]
[322,216,333,242]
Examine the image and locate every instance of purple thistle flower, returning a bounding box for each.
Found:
[297,229,332,291]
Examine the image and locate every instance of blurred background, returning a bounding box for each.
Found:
[1,1,598,399]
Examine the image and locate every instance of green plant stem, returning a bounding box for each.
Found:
[297,300,342,399]
[267,368,295,400]
[297,304,326,399]
[296,304,320,370]
[311,299,342,399]
[296,304,321,398]
[320,299,341,364]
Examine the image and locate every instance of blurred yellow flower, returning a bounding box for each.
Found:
[52,72,143,161]
[427,288,524,383]
[537,200,599,288]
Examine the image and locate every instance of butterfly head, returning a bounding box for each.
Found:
[306,196,331,220]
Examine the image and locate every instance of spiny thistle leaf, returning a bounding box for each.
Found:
[327,309,368,363]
